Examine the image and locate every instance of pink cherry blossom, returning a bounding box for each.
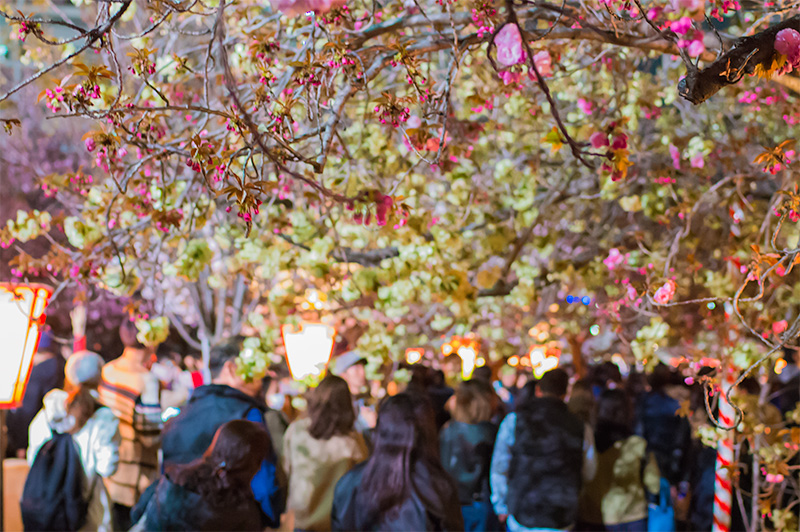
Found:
[690,154,705,168]
[670,16,693,35]
[603,248,625,270]
[672,0,704,11]
[687,38,705,57]
[495,24,525,67]
[590,132,609,149]
[669,144,681,169]
[85,138,96,152]
[577,98,593,115]
[772,320,788,335]
[533,50,553,77]
[775,28,800,70]
[270,0,345,18]
[654,280,676,304]
[611,134,628,150]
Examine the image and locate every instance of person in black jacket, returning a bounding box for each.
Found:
[131,420,269,531]
[440,380,499,531]
[634,364,692,491]
[160,343,283,528]
[6,331,64,458]
[331,393,464,531]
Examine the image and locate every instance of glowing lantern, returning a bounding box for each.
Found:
[457,345,477,379]
[0,283,52,409]
[405,348,424,365]
[280,322,336,380]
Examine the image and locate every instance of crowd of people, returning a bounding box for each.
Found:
[6,320,800,532]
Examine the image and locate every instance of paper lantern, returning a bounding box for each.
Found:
[280,322,336,380]
[0,283,52,409]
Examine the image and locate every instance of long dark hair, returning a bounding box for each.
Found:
[308,375,356,440]
[168,420,270,505]
[595,388,633,453]
[356,393,454,524]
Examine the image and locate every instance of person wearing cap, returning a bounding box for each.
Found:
[6,329,66,458]
[331,351,377,435]
[27,351,122,532]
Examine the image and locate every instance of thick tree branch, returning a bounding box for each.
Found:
[679,14,800,104]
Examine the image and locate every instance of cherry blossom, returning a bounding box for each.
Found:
[533,51,553,77]
[653,280,676,304]
[775,28,800,71]
[603,248,625,270]
[495,24,525,67]
[270,0,345,17]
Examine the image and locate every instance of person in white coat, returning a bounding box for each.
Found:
[28,351,121,532]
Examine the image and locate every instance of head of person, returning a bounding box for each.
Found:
[210,343,262,398]
[739,377,761,396]
[499,364,517,388]
[64,351,105,433]
[119,320,156,368]
[307,375,355,440]
[537,368,570,400]
[36,329,55,356]
[471,365,492,383]
[334,351,367,395]
[596,388,632,428]
[514,380,538,410]
[451,379,493,424]
[170,420,270,503]
[648,363,673,392]
[357,393,441,517]
[594,388,633,451]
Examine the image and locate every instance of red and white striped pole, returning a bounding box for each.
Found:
[712,367,737,532]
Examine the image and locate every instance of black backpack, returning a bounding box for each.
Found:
[21,432,89,531]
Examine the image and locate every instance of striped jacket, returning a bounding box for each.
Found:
[98,358,162,507]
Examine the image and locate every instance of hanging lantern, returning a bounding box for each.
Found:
[405,348,424,365]
[280,322,336,380]
[457,345,477,380]
[0,283,52,409]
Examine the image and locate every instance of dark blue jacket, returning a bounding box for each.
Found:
[160,384,282,527]
[439,421,496,504]
[635,390,692,486]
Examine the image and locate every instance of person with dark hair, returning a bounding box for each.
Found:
[98,320,162,531]
[282,375,367,531]
[440,380,499,531]
[567,378,595,426]
[579,389,660,531]
[331,393,463,531]
[160,342,283,528]
[490,368,597,531]
[6,330,65,458]
[634,363,692,496]
[131,420,270,531]
[27,351,121,531]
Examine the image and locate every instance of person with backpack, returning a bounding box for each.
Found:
[440,379,499,531]
[24,351,121,532]
[130,420,270,531]
[160,343,284,528]
[578,389,661,531]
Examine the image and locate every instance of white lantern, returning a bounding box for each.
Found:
[280,322,336,380]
